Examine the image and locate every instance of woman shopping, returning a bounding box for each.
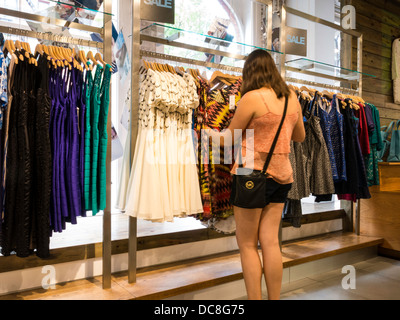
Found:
[207,49,305,300]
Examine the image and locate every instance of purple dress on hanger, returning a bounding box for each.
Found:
[66,67,82,224]
[50,68,63,233]
[78,67,87,217]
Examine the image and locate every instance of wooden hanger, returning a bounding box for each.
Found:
[49,46,62,68]
[95,52,110,71]
[79,50,91,71]
[300,86,310,92]
[94,52,104,64]
[167,64,176,74]
[55,46,69,68]
[34,43,44,58]
[157,62,167,72]
[87,51,98,66]
[54,46,65,67]
[301,91,312,100]
[210,70,240,86]
[22,42,38,66]
[3,40,19,65]
[322,90,333,100]
[14,40,24,61]
[72,49,83,72]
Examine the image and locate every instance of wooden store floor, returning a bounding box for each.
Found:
[0,231,384,300]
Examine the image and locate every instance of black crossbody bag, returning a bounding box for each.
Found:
[231,95,289,209]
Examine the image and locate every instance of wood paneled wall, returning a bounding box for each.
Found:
[348,0,400,125]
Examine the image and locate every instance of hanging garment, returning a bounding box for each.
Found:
[78,66,87,217]
[353,103,370,156]
[194,79,242,220]
[193,78,243,233]
[2,52,53,257]
[14,55,34,257]
[90,65,103,215]
[303,94,335,197]
[66,67,82,224]
[318,95,347,183]
[122,69,203,222]
[32,53,52,258]
[0,50,7,108]
[318,98,338,182]
[97,64,112,211]
[1,55,18,256]
[336,99,371,200]
[365,103,383,186]
[58,68,70,227]
[83,64,94,211]
[0,48,8,235]
[351,109,371,199]
[50,67,62,232]
[334,100,360,196]
[116,88,133,211]
[1,54,17,239]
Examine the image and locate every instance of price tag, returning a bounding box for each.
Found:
[229,95,236,110]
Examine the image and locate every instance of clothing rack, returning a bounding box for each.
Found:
[128,50,245,284]
[279,4,368,236]
[0,1,114,289]
[126,0,368,285]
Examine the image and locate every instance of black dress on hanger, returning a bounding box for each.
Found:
[1,52,52,258]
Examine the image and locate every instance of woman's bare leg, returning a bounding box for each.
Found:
[234,206,263,300]
[258,203,284,300]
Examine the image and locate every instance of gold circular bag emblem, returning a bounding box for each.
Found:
[245,181,255,190]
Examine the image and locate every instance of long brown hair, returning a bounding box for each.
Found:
[241,49,290,99]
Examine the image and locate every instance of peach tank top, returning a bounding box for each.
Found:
[231,95,299,184]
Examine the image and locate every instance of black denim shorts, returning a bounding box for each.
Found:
[264,179,292,204]
[229,176,292,207]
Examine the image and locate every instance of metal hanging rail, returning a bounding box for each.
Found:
[140,50,244,73]
[0,25,103,48]
[286,77,359,94]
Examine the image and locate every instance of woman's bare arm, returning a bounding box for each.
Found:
[206,92,256,145]
[291,95,306,142]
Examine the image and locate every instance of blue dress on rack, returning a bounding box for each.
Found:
[318,95,347,183]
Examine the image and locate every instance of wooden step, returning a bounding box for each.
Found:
[0,232,383,300]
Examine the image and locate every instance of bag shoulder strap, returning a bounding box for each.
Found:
[384,121,395,139]
[262,95,289,175]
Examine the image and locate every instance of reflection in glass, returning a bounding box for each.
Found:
[286,57,376,80]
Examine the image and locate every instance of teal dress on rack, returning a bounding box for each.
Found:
[97,64,112,211]
[365,103,383,186]
[90,64,104,215]
[84,63,94,211]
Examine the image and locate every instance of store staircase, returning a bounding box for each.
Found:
[0,230,384,300]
